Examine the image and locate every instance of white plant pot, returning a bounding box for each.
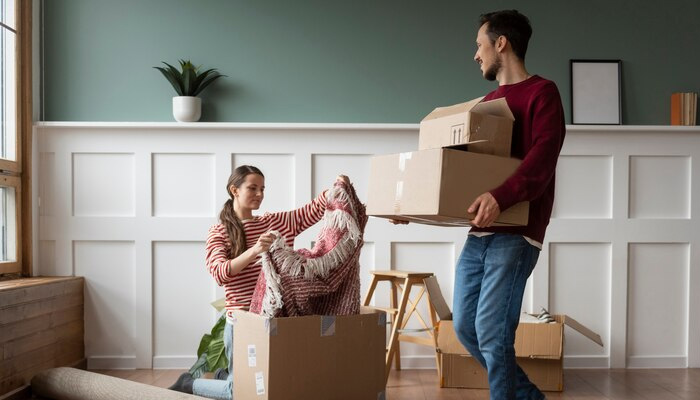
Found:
[172,96,201,122]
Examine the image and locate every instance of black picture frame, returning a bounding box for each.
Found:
[570,59,622,125]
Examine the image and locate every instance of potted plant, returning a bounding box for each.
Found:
[154,59,226,122]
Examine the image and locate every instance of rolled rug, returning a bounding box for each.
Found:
[249,180,367,318]
[31,367,207,400]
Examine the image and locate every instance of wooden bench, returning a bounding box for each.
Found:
[0,277,85,397]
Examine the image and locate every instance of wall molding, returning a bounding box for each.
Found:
[34,122,700,370]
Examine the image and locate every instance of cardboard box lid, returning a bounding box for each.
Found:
[421,97,515,123]
[559,315,604,347]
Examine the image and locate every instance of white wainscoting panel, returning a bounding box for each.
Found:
[549,243,611,367]
[34,122,700,370]
[551,155,613,219]
[73,153,135,217]
[627,243,689,368]
[312,154,372,202]
[152,154,216,217]
[629,156,691,219]
[152,241,217,368]
[74,240,136,369]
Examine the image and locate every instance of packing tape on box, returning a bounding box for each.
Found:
[377,312,387,326]
[398,152,412,171]
[265,318,278,336]
[394,181,404,214]
[320,315,336,337]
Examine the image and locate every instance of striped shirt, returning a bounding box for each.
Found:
[206,192,328,316]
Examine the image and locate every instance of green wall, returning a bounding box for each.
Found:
[43,0,700,124]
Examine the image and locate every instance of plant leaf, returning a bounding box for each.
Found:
[196,333,212,358]
[162,62,185,95]
[210,314,227,337]
[188,352,209,379]
[206,336,228,371]
[154,65,184,96]
[194,74,226,97]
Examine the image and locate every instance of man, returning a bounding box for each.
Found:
[394,9,565,400]
[460,9,565,400]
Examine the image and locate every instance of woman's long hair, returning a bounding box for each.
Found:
[220,165,264,258]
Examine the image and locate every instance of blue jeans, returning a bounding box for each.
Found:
[453,234,544,400]
[193,321,233,400]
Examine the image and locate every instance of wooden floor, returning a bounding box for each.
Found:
[91,368,700,399]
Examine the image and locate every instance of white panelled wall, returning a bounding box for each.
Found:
[33,123,700,370]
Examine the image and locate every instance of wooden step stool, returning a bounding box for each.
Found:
[362,270,440,383]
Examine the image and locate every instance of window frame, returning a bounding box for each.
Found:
[0,0,32,276]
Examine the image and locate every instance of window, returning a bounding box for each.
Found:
[0,0,30,276]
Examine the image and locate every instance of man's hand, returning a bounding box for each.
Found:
[468,192,500,228]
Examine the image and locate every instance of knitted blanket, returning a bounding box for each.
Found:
[249,181,367,318]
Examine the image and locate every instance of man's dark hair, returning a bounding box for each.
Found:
[479,10,532,61]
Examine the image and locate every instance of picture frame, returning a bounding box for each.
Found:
[570,59,622,125]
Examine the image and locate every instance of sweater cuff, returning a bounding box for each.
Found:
[489,185,517,212]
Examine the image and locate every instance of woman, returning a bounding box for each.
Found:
[170,165,349,399]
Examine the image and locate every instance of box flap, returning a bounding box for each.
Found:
[515,321,563,359]
[562,315,604,347]
[423,276,452,320]
[470,97,515,120]
[437,321,469,354]
[421,97,484,122]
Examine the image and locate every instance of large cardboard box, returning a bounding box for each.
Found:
[424,277,603,392]
[419,97,515,157]
[366,148,529,227]
[232,308,386,400]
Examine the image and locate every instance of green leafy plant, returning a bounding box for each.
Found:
[154,59,226,97]
[189,314,229,378]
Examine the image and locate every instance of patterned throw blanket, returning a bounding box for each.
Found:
[249,181,367,318]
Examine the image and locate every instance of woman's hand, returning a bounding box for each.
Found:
[336,175,350,185]
[251,231,276,255]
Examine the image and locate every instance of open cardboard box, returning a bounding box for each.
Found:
[366,147,529,227]
[232,307,386,400]
[424,277,603,391]
[419,97,515,157]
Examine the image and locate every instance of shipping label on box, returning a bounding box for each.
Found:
[232,308,386,400]
[419,97,515,157]
[366,148,529,227]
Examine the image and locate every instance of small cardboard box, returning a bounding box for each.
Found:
[424,277,603,392]
[366,147,529,227]
[232,308,386,400]
[419,97,515,157]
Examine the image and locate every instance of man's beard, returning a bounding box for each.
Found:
[483,58,501,81]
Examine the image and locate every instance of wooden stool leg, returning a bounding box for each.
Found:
[385,277,411,383]
[427,292,441,377]
[389,280,401,371]
[362,275,379,306]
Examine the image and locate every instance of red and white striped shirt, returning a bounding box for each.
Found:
[206,193,327,316]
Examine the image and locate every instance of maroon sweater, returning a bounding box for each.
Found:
[470,75,566,243]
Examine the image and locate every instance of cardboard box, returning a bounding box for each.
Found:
[366,148,529,227]
[232,308,386,400]
[419,97,515,157]
[424,277,603,392]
